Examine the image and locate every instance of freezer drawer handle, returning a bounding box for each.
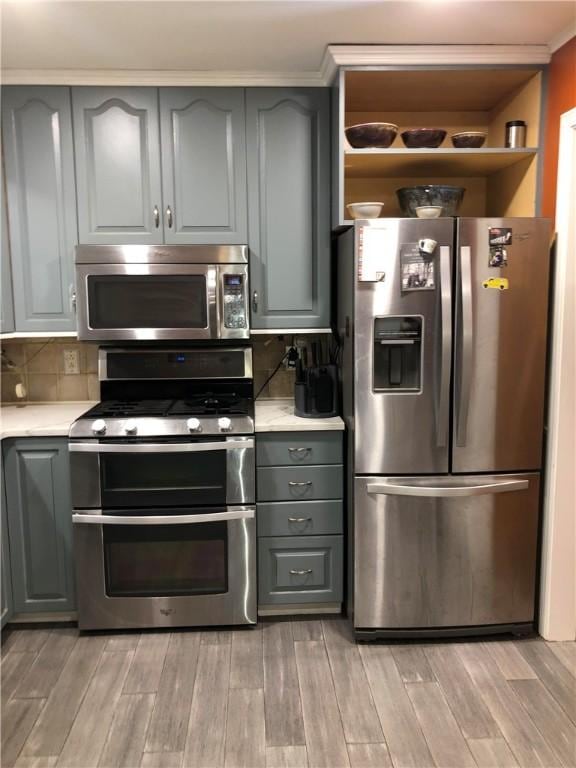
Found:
[287,517,312,523]
[288,481,312,487]
[366,479,529,497]
[72,507,255,525]
[289,569,313,576]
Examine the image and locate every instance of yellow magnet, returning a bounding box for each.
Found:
[483,277,509,291]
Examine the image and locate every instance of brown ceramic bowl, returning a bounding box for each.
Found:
[401,128,447,148]
[451,131,487,148]
[345,122,398,149]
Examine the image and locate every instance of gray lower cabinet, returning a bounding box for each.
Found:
[1,462,14,629]
[72,87,163,245]
[246,88,331,329]
[160,88,248,244]
[258,535,343,605]
[256,431,344,610]
[2,86,77,332]
[3,438,75,614]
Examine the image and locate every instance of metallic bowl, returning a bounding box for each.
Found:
[451,131,487,148]
[401,128,447,148]
[345,122,398,149]
[396,185,465,217]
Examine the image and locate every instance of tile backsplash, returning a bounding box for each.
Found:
[1,340,100,403]
[0,335,322,403]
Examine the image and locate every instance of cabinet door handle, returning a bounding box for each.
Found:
[166,206,173,228]
[287,517,312,523]
[69,285,77,313]
[290,569,312,576]
[153,206,160,228]
[288,481,312,487]
[252,291,258,312]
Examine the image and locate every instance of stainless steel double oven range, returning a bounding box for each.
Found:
[71,246,255,631]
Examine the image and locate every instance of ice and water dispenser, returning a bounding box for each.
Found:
[373,316,423,392]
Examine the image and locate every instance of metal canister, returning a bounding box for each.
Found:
[505,120,527,148]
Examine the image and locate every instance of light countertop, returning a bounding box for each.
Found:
[0,398,344,439]
[0,402,96,440]
[255,399,345,432]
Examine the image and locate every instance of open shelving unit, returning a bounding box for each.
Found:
[332,66,545,227]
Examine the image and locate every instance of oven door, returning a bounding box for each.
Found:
[73,507,256,629]
[69,437,255,508]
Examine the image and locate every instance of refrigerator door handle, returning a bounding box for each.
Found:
[456,245,474,446]
[436,245,451,447]
[366,479,529,497]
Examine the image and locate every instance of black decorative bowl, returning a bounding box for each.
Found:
[451,131,487,148]
[345,122,398,149]
[396,185,465,217]
[401,128,447,148]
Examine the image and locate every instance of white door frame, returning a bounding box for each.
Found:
[539,107,576,641]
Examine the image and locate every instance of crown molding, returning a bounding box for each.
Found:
[548,24,576,54]
[1,44,555,89]
[0,69,326,87]
[323,44,551,81]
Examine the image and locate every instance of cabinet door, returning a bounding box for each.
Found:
[246,88,330,329]
[2,87,77,332]
[72,87,163,244]
[1,166,15,334]
[160,88,247,244]
[1,461,13,629]
[3,438,75,613]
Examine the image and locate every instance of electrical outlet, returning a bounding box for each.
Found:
[63,349,80,375]
[284,346,298,369]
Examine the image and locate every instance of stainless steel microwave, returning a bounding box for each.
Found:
[75,245,249,341]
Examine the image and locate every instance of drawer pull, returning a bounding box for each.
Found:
[287,516,312,523]
[290,569,313,576]
[288,481,312,487]
[288,447,310,454]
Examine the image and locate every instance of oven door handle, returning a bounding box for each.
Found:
[72,507,255,525]
[69,439,254,454]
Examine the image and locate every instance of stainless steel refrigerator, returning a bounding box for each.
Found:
[337,217,551,639]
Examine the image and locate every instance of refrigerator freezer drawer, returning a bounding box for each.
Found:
[354,474,539,631]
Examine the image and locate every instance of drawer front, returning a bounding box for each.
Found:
[257,500,343,537]
[257,465,342,502]
[257,432,342,467]
[258,535,343,604]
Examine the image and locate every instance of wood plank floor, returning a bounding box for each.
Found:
[2,620,575,768]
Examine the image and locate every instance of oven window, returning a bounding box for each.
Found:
[104,521,227,597]
[101,450,226,508]
[87,275,207,329]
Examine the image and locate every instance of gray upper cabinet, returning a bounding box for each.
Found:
[246,88,330,329]
[1,167,15,334]
[2,87,77,332]
[160,88,248,244]
[3,438,75,613]
[72,87,163,244]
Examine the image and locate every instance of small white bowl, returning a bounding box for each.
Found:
[347,202,384,219]
[415,206,443,219]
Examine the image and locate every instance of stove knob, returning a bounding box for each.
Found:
[92,419,107,435]
[125,419,138,435]
[187,417,202,433]
[218,417,232,432]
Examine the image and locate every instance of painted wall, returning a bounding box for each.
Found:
[542,36,576,220]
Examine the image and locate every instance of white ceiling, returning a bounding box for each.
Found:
[1,0,574,82]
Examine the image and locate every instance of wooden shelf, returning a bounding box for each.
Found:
[344,148,538,178]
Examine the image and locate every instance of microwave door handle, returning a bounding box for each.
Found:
[73,507,256,525]
[69,440,254,454]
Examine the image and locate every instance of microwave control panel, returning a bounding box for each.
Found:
[223,274,247,329]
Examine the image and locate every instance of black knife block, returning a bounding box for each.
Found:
[294,364,338,418]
